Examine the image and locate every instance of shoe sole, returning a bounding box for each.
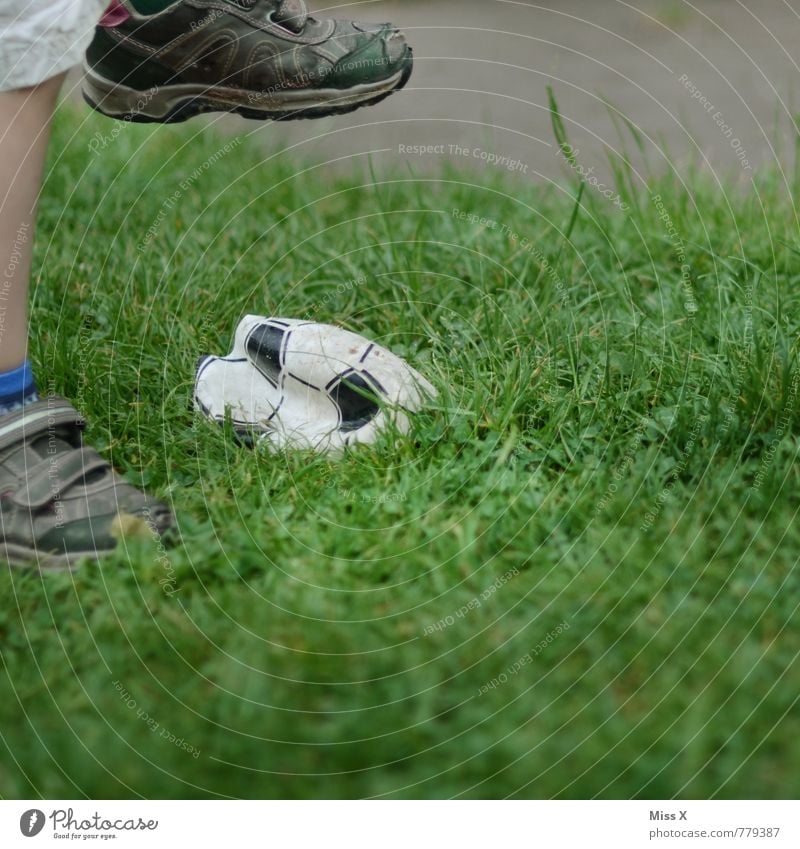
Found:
[1,541,106,572]
[1,517,173,572]
[81,51,413,124]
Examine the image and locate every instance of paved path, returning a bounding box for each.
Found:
[236,0,800,186]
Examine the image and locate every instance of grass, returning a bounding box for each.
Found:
[1,99,799,800]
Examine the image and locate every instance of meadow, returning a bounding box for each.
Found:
[1,101,798,798]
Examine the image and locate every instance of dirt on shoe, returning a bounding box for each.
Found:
[82,0,413,123]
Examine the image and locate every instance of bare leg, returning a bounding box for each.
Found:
[0,73,64,372]
[0,71,173,565]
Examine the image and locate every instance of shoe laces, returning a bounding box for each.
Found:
[240,0,308,33]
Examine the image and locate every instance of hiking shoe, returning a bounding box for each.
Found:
[82,0,414,123]
[0,397,173,571]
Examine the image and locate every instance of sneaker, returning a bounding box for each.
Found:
[0,397,173,571]
[83,0,413,123]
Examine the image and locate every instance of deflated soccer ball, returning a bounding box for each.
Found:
[194,315,435,453]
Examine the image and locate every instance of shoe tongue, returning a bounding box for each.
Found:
[271,0,308,33]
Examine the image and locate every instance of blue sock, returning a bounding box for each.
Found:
[0,361,39,416]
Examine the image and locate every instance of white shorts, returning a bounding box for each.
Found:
[0,0,108,91]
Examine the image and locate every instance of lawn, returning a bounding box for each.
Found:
[1,101,799,799]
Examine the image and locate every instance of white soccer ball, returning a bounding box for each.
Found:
[194,315,436,453]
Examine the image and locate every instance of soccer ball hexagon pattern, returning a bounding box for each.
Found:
[194,316,436,453]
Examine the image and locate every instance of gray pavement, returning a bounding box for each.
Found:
[231,0,800,187]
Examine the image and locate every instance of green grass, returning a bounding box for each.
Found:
[1,102,799,800]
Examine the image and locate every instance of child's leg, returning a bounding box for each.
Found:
[0,0,105,395]
[0,74,172,567]
[0,75,172,567]
[0,74,64,376]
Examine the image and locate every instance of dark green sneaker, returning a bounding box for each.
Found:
[83,0,413,123]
